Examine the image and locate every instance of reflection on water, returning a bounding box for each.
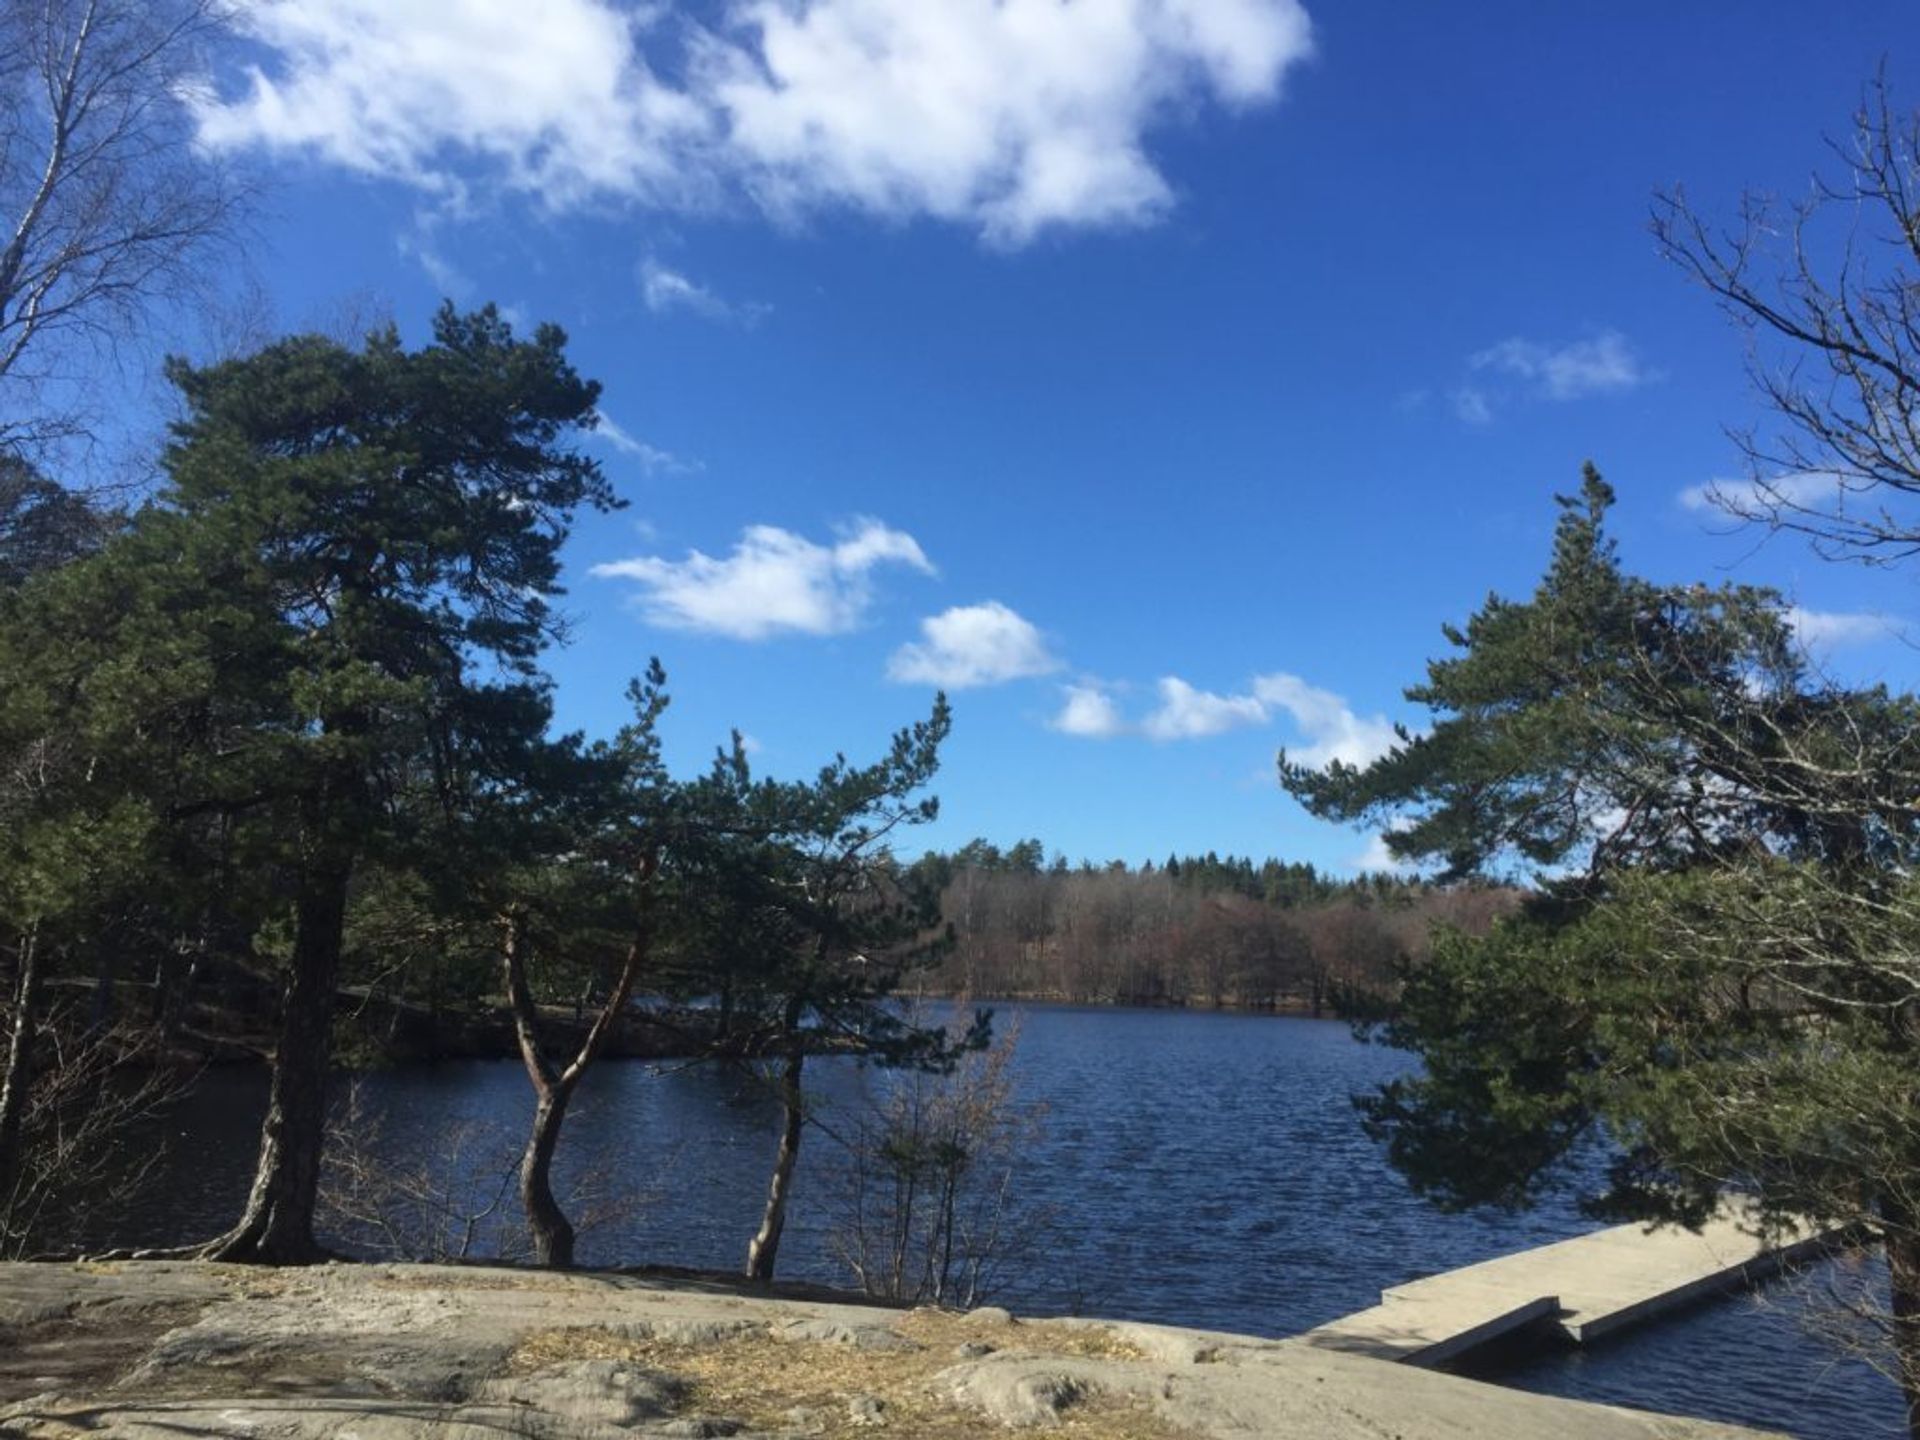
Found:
[119,1004,1901,1439]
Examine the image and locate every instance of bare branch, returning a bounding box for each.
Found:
[1655,73,1920,562]
[0,0,244,461]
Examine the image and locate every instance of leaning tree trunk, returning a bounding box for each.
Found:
[201,856,350,1263]
[746,1048,806,1282]
[503,851,658,1270]
[0,924,45,1191]
[520,1083,577,1268]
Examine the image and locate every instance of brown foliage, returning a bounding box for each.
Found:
[921,864,1516,1011]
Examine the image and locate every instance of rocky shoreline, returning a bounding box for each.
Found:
[0,1260,1783,1438]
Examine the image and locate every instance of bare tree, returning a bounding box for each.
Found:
[1653,70,1920,562]
[0,0,240,458]
[1639,79,1920,1426]
[918,859,1485,1010]
[0,998,182,1259]
[827,1014,1053,1309]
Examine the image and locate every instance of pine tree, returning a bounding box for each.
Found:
[1284,471,1920,1426]
[676,696,987,1282]
[124,304,612,1261]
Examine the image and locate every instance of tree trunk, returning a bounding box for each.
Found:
[1886,1221,1920,1440]
[201,857,349,1263]
[0,925,44,1190]
[747,1049,805,1282]
[520,1083,577,1268]
[501,852,657,1270]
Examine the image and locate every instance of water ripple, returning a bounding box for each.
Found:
[118,1003,1901,1438]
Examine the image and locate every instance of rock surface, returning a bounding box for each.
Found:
[0,1260,1785,1439]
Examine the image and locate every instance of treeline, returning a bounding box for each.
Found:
[909,841,1517,1009]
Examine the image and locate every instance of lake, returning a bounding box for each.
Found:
[117,1003,1903,1439]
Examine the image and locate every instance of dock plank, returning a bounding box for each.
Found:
[1299,1292,1560,1365]
[1296,1200,1833,1367]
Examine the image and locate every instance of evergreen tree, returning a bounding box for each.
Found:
[114,304,613,1261]
[0,470,241,1230]
[677,696,987,1281]
[491,666,671,1268]
[0,456,112,586]
[1284,471,1920,1426]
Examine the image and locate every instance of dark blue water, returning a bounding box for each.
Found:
[127,1004,1904,1438]
[1464,1257,1900,1438]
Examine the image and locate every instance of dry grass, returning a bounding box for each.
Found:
[368,1269,585,1293]
[895,1313,1145,1363]
[214,1267,297,1301]
[503,1309,1189,1439]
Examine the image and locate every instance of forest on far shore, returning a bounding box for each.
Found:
[907,842,1517,1012]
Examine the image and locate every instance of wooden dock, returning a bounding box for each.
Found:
[1296,1201,1834,1367]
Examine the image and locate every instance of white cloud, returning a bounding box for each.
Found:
[1471,330,1648,401]
[1252,672,1400,769]
[397,221,470,298]
[826,520,928,573]
[591,517,932,639]
[591,411,700,475]
[189,0,1314,245]
[1678,470,1843,515]
[889,601,1060,689]
[1141,677,1267,741]
[1047,667,1402,761]
[1450,386,1492,426]
[1050,683,1127,738]
[698,0,1314,245]
[191,1,711,208]
[1349,829,1417,875]
[1785,606,1899,649]
[639,258,769,325]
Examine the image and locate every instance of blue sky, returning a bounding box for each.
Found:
[168,0,1918,871]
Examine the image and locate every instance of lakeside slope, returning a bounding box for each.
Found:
[0,1260,1782,1439]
